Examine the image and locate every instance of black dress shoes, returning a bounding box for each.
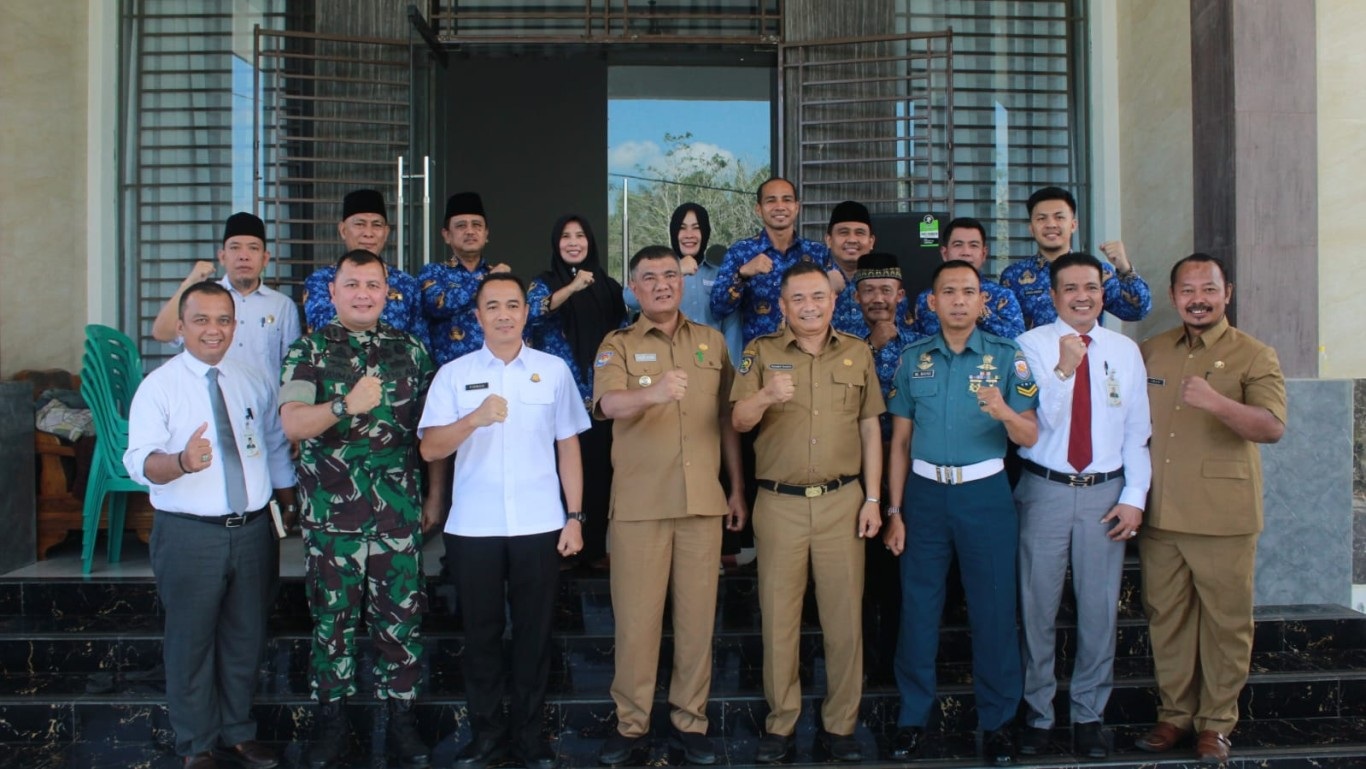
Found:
[983,728,1015,766]
[455,732,509,769]
[888,727,924,761]
[755,732,794,763]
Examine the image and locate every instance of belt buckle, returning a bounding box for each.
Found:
[804,484,826,498]
[936,466,963,485]
[225,514,245,528]
[1067,474,1093,488]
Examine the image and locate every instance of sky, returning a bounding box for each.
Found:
[607,99,771,179]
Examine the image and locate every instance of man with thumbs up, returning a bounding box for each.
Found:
[418,273,590,769]
[126,281,296,769]
[591,245,747,767]
[730,261,885,764]
[280,250,436,769]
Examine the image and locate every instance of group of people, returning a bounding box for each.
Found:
[123,179,1286,769]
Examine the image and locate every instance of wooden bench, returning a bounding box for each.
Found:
[14,369,153,560]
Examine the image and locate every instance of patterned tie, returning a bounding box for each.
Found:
[207,367,250,514]
[1067,334,1093,472]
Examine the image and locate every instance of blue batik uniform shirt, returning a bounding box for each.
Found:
[999,253,1152,330]
[870,329,923,441]
[911,278,1026,339]
[303,263,431,352]
[887,328,1039,466]
[710,230,833,345]
[419,258,492,365]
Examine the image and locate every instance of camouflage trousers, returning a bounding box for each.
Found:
[303,527,427,702]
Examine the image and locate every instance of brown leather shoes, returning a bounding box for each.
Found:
[184,753,218,769]
[1196,730,1231,765]
[1134,722,1191,752]
[212,740,279,769]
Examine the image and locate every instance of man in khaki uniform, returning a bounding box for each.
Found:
[593,246,748,766]
[1135,253,1286,766]
[731,261,885,764]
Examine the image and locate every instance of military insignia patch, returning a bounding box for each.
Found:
[739,353,755,375]
[595,351,614,368]
[450,327,465,341]
[1016,382,1038,397]
[1014,358,1030,380]
[756,301,772,315]
[917,352,933,370]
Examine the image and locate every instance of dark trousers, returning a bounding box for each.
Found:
[447,530,561,751]
[151,510,274,757]
[579,419,614,562]
[894,471,1022,731]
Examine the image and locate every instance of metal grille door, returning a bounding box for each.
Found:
[253,29,412,286]
[780,31,954,243]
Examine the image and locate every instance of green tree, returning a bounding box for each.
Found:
[605,132,770,280]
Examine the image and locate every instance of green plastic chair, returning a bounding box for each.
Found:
[79,325,147,573]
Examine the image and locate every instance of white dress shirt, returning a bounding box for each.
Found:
[125,352,295,516]
[418,343,591,537]
[166,277,300,381]
[1017,318,1152,509]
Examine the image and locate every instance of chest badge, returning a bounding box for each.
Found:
[639,375,652,387]
[756,301,772,315]
[917,352,933,371]
[530,373,541,383]
[968,354,1000,393]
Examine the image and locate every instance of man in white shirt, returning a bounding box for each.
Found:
[125,281,296,769]
[151,212,301,381]
[418,273,590,769]
[1014,252,1151,760]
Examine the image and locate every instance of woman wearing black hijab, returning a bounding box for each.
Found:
[528,215,626,567]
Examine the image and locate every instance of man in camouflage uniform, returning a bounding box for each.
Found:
[280,249,436,769]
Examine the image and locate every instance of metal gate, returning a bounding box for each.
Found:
[779,30,955,243]
[253,28,419,287]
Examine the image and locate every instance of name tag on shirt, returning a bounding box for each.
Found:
[1147,377,1165,386]
[465,382,490,391]
[768,363,794,370]
[911,370,935,379]
[634,353,657,362]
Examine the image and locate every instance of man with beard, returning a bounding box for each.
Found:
[151,212,301,379]
[1133,253,1286,766]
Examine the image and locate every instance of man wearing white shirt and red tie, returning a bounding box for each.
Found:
[125,281,296,769]
[1013,252,1151,760]
[418,273,591,769]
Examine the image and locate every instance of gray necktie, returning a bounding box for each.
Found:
[207,367,249,514]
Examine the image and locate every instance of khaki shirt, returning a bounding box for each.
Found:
[1141,317,1287,535]
[592,315,732,521]
[730,326,885,485]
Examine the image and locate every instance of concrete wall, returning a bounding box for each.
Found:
[1115,0,1195,342]
[0,0,90,378]
[1317,0,1366,379]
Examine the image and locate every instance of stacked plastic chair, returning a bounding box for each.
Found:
[79,324,147,574]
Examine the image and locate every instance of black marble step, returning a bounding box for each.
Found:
[1,703,1364,768]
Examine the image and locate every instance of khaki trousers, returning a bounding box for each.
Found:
[609,515,723,737]
[754,483,865,737]
[1139,527,1258,735]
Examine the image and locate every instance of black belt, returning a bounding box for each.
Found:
[158,507,269,528]
[1022,460,1123,488]
[757,475,859,498]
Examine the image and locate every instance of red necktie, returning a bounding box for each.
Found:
[1067,334,1092,472]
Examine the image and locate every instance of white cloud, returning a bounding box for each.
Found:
[608,139,740,178]
[608,140,663,174]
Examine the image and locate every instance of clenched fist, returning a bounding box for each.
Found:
[651,369,689,403]
[739,254,774,278]
[1058,333,1089,377]
[189,261,217,283]
[344,375,383,415]
[472,393,509,427]
[764,372,795,404]
[570,270,596,292]
[976,385,1007,421]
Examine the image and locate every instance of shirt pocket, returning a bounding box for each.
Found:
[1205,373,1243,400]
[692,355,722,395]
[624,357,664,389]
[1201,458,1250,480]
[832,366,864,413]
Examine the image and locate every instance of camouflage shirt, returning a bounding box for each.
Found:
[279,321,434,534]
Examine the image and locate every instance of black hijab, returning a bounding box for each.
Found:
[539,214,626,374]
[668,202,712,260]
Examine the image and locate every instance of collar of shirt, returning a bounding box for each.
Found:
[320,319,392,344]
[1177,316,1231,350]
[629,311,696,339]
[178,351,216,379]
[471,342,532,370]
[754,228,816,258]
[928,326,988,358]
[448,257,489,273]
[777,323,843,353]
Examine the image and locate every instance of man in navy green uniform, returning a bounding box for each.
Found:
[882,260,1039,767]
[280,250,436,769]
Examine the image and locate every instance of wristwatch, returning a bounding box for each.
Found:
[330,397,348,418]
[566,511,586,523]
[1054,366,1072,381]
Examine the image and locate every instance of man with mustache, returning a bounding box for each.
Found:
[1133,253,1286,766]
[731,261,884,763]
[150,212,302,380]
[1014,253,1151,760]
[420,192,511,366]
[1000,187,1151,330]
